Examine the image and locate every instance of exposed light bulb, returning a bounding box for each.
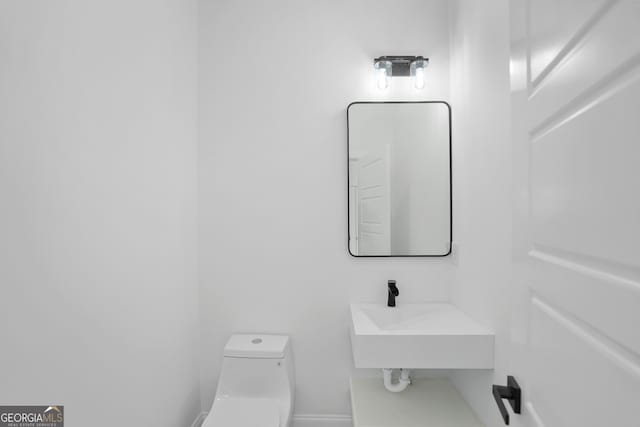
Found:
[414,66,425,89]
[410,58,428,90]
[374,60,391,90]
[376,67,388,90]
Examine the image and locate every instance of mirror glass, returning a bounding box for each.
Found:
[347,102,451,257]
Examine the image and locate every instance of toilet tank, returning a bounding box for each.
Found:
[215,335,295,417]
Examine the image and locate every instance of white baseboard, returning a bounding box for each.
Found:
[191,411,352,427]
[189,411,207,427]
[293,414,352,427]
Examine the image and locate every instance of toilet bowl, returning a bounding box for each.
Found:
[202,334,295,427]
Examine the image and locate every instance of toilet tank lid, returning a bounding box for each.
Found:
[224,334,290,359]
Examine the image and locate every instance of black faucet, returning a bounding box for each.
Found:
[387,280,399,307]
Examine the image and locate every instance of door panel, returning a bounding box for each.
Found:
[529,0,610,84]
[510,0,640,426]
[528,0,640,128]
[527,294,640,426]
[531,77,640,267]
[356,147,391,255]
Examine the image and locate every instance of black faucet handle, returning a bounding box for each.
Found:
[388,280,399,296]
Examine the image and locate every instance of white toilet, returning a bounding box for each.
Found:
[202,334,295,427]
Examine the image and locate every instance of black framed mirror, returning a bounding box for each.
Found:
[347,101,452,257]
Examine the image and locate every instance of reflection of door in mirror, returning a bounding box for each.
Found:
[347,102,451,256]
[351,146,391,256]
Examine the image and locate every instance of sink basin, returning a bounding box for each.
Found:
[350,303,494,369]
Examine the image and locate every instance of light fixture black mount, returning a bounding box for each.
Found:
[373,55,429,76]
[492,376,522,425]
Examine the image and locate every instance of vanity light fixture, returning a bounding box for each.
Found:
[373,56,429,90]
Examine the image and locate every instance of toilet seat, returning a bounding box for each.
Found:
[202,398,280,427]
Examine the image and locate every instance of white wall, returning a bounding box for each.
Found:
[0,1,201,426]
[448,1,513,426]
[198,0,453,417]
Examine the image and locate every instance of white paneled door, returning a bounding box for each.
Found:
[356,146,391,256]
[510,0,640,426]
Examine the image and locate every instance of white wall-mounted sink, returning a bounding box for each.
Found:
[350,303,494,369]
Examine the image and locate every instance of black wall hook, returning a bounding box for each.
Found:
[492,376,521,425]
